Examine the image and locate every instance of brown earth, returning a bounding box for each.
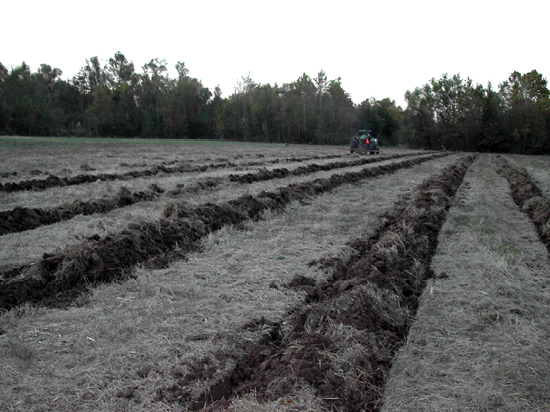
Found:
[4,148,550,412]
[0,153,345,193]
[0,152,420,235]
[495,155,550,252]
[0,153,446,310]
[155,154,476,411]
[227,152,422,184]
[0,185,164,235]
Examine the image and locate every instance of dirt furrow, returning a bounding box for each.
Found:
[0,152,423,235]
[0,185,164,235]
[494,155,550,253]
[0,153,346,193]
[0,153,447,311]
[227,152,423,184]
[163,154,475,411]
[381,154,550,411]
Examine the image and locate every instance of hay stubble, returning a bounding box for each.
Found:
[381,154,550,411]
[0,146,458,411]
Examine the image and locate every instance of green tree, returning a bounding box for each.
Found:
[206,86,223,138]
[51,79,85,134]
[404,74,486,151]
[106,52,139,136]
[166,65,213,138]
[478,82,508,152]
[85,84,114,136]
[2,62,53,135]
[107,51,136,87]
[73,56,108,110]
[325,78,355,144]
[280,73,317,142]
[357,98,403,146]
[403,84,437,149]
[0,62,9,132]
[217,97,241,140]
[500,70,550,153]
[137,58,169,137]
[250,83,282,142]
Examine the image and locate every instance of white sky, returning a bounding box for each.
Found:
[3,0,549,108]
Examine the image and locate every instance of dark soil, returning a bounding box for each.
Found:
[495,155,550,252]
[0,154,446,309]
[0,153,446,311]
[0,154,346,193]
[1,152,418,235]
[162,154,477,412]
[0,185,164,235]
[228,151,423,184]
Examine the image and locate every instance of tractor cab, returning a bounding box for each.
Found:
[356,130,379,154]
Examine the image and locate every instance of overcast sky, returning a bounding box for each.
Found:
[3,0,548,108]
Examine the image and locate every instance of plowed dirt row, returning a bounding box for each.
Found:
[173,154,475,411]
[0,152,352,211]
[0,150,431,273]
[381,154,550,411]
[0,153,447,311]
[494,156,550,254]
[0,139,344,184]
[0,152,464,412]
[2,142,374,213]
[0,153,346,193]
[0,152,424,235]
[491,153,550,198]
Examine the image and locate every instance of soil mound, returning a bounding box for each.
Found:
[159,155,476,411]
[0,153,447,311]
[495,155,550,251]
[0,154,345,193]
[0,185,164,235]
[1,153,414,235]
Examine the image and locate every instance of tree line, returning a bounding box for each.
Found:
[0,52,548,153]
[404,71,550,154]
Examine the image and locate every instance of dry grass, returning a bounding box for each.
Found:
[382,153,550,411]
[0,150,355,212]
[0,149,443,272]
[214,386,324,411]
[0,147,457,412]
[0,138,334,182]
[504,154,550,198]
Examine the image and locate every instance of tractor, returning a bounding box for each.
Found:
[355,130,379,155]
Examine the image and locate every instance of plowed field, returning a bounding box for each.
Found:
[1,138,549,412]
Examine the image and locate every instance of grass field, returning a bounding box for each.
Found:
[1,137,549,411]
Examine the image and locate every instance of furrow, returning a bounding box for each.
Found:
[494,155,550,254]
[0,152,423,235]
[0,153,447,311]
[169,154,476,412]
[0,153,346,193]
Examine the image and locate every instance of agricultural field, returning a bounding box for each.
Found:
[0,137,549,412]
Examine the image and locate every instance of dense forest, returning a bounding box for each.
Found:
[1,52,549,154]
